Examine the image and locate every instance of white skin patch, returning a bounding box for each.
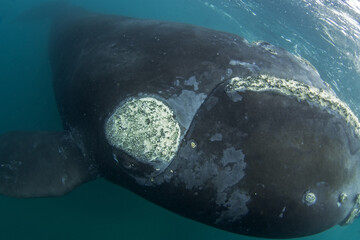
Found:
[105,97,181,166]
[229,60,260,72]
[226,75,360,137]
[184,76,199,91]
[303,192,317,206]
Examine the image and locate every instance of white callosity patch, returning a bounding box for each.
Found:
[343,193,360,225]
[303,192,317,206]
[337,192,348,207]
[226,75,360,137]
[105,97,181,166]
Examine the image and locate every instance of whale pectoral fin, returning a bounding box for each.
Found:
[0,131,98,198]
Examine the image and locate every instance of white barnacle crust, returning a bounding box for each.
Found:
[342,193,360,225]
[105,97,181,166]
[303,192,317,206]
[226,75,360,137]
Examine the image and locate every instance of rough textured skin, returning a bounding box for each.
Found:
[1,3,360,238]
[105,97,181,171]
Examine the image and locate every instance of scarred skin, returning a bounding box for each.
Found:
[0,3,359,238]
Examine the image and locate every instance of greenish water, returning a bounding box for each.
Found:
[0,0,360,239]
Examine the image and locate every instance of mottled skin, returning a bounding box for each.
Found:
[0,3,360,238]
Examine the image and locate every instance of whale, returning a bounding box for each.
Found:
[1,2,359,238]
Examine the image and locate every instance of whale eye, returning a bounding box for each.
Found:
[105,97,181,173]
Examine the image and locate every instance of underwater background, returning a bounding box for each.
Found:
[0,0,360,239]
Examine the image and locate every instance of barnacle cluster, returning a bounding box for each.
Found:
[226,75,360,137]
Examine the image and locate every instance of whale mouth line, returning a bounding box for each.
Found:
[226,75,360,137]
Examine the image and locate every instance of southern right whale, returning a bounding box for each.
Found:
[0,2,359,238]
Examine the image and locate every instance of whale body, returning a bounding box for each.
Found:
[1,3,360,238]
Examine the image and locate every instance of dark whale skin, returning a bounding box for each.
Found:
[0,4,359,238]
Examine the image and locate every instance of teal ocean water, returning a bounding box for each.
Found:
[1,0,360,239]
